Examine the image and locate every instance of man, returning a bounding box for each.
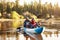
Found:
[23,17,34,40]
[24,17,30,28]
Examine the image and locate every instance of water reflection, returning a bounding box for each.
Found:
[0,20,59,40]
[0,20,19,40]
[0,20,41,40]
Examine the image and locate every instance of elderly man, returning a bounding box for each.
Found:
[23,17,33,40]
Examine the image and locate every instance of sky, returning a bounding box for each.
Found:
[2,0,60,6]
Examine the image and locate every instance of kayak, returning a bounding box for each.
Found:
[17,27,44,34]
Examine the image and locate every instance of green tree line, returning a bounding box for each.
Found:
[0,2,59,18]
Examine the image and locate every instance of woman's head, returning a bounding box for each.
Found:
[31,18,35,21]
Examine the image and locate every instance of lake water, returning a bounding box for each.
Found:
[0,19,60,40]
[0,28,60,40]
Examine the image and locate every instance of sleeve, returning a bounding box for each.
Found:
[36,22,40,27]
[24,21,26,27]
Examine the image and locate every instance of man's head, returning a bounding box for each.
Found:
[26,17,29,20]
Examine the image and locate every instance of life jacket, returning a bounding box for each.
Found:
[26,22,30,27]
[30,20,37,27]
[24,20,30,28]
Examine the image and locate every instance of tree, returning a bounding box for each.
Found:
[0,3,3,13]
[6,2,12,13]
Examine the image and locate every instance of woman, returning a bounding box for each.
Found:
[30,18,37,28]
[30,18,43,40]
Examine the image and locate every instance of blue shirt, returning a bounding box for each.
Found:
[24,20,30,27]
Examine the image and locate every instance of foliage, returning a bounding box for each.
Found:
[0,1,59,18]
[0,3,3,13]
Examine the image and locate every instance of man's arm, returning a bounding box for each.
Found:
[24,21,26,27]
